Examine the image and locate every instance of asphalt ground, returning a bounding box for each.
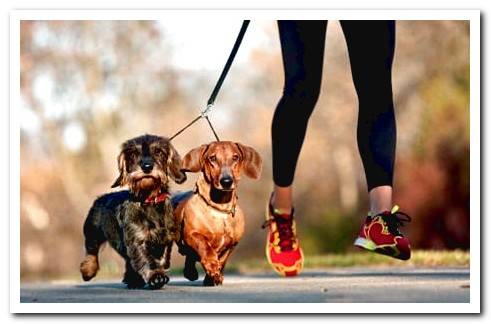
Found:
[20,267,470,303]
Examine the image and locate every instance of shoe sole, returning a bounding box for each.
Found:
[354,237,410,261]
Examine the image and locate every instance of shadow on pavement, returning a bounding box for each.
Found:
[75,279,206,290]
[74,282,126,289]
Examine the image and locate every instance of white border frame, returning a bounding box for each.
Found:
[9,9,480,313]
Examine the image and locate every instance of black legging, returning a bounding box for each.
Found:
[272,20,396,191]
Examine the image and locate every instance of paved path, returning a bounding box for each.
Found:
[20,267,470,303]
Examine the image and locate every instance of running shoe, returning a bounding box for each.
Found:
[354,205,412,260]
[262,200,304,276]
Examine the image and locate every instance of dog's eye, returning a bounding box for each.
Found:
[232,154,239,162]
[208,155,217,163]
[126,150,137,160]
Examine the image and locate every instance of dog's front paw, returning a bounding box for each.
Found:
[203,274,214,286]
[203,272,223,286]
[123,270,146,289]
[125,277,146,289]
[183,258,199,281]
[148,272,169,290]
[80,255,99,281]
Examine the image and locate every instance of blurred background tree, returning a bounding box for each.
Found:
[19,19,469,280]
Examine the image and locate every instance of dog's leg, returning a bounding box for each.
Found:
[204,245,235,286]
[80,212,106,281]
[146,203,177,289]
[187,233,222,286]
[163,241,172,270]
[122,259,146,289]
[124,220,170,289]
[147,242,171,290]
[218,245,236,280]
[184,254,199,281]
[122,214,154,287]
[178,242,199,281]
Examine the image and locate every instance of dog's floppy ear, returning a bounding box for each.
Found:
[236,143,262,179]
[181,144,209,173]
[111,151,127,188]
[167,144,187,184]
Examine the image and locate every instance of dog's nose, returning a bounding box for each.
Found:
[141,160,154,173]
[220,176,233,189]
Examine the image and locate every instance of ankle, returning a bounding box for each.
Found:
[270,186,293,214]
[370,207,392,215]
[270,193,293,216]
[369,202,393,215]
[271,199,292,216]
[368,186,393,214]
[272,206,293,217]
[271,202,293,216]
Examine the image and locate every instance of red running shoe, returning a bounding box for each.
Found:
[262,201,304,277]
[354,205,412,260]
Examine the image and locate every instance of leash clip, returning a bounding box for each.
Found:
[200,104,213,118]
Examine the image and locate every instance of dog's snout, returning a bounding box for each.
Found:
[140,159,154,173]
[219,176,233,189]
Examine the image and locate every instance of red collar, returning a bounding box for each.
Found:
[143,192,169,205]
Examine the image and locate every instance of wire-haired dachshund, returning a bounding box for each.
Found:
[173,141,262,286]
[80,134,186,289]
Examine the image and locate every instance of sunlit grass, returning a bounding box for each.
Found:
[231,250,470,273]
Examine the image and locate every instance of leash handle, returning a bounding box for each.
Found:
[207,20,250,107]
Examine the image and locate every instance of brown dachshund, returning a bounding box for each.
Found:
[173,141,262,286]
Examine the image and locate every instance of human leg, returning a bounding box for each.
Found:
[265,20,327,276]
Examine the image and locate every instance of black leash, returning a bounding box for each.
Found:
[169,20,250,142]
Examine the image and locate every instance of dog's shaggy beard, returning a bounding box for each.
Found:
[127,171,168,199]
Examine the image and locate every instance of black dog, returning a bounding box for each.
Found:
[80,134,186,289]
